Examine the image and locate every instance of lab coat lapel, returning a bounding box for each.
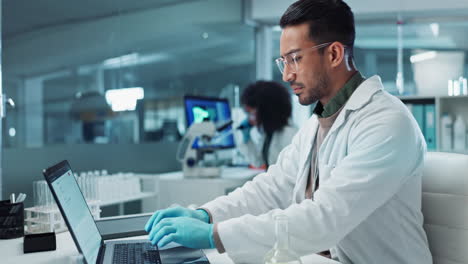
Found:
[293,76,384,203]
[293,118,319,203]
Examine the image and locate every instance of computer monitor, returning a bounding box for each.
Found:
[184,95,235,149]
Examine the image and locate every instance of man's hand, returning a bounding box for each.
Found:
[145,207,209,233]
[148,217,214,249]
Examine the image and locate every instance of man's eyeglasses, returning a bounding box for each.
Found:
[275,42,332,74]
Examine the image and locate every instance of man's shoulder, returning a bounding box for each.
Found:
[353,78,411,121]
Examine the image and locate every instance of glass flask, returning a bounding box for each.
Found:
[264,215,303,264]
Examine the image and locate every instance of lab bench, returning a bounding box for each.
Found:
[141,167,264,213]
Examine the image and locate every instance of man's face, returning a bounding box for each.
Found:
[279,23,330,105]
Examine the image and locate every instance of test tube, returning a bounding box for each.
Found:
[462,77,467,96]
[33,181,40,207]
[454,80,461,96]
[40,181,51,210]
[46,183,55,210]
[448,80,454,96]
[92,172,98,201]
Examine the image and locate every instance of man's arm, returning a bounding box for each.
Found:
[201,125,304,223]
[145,123,307,251]
[215,111,425,263]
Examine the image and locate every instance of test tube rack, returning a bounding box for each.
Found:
[24,200,101,234]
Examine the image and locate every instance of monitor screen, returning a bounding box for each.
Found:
[48,167,102,264]
[184,95,235,149]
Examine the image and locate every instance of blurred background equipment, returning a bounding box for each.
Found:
[176,95,236,178]
[70,91,115,143]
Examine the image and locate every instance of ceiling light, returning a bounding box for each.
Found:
[410,51,437,63]
[8,127,16,137]
[105,87,144,112]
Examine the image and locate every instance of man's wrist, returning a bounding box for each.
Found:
[208,224,215,249]
[196,209,210,223]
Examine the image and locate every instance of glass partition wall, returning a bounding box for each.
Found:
[1,0,255,215]
[3,0,255,148]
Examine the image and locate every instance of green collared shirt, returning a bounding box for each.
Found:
[313,72,365,118]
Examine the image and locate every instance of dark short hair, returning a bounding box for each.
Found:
[241,81,292,135]
[280,0,355,55]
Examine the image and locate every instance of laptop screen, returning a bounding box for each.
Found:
[49,166,102,264]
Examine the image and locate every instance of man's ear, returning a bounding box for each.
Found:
[328,42,345,68]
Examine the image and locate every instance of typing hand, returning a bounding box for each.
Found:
[148,217,214,249]
[144,207,209,233]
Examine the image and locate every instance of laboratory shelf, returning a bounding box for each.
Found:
[397,95,468,100]
[397,95,468,152]
[397,95,436,101]
[433,150,468,155]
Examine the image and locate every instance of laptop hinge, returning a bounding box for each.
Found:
[96,243,106,264]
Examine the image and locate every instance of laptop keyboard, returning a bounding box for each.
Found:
[112,243,161,264]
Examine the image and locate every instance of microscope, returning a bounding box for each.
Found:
[176,120,232,178]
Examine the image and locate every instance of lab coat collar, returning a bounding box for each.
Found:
[342,75,384,111]
[324,75,384,142]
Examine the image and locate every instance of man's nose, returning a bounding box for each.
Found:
[282,69,295,83]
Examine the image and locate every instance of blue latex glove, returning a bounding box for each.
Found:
[239,118,252,143]
[145,207,209,233]
[148,217,215,249]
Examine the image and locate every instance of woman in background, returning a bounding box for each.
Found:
[237,80,298,168]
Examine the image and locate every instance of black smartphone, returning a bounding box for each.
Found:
[23,232,56,253]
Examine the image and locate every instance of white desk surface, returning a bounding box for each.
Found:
[2,232,340,264]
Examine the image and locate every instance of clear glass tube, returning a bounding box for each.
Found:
[33,181,40,207]
[396,15,404,95]
[264,215,302,264]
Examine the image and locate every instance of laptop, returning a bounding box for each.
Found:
[43,160,210,264]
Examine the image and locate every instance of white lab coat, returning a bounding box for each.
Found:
[202,76,432,264]
[237,124,298,167]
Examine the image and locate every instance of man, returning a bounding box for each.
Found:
[145,0,433,263]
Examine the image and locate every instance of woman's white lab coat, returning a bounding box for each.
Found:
[237,124,298,167]
[202,76,432,264]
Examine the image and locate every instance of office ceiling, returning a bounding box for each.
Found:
[3,0,194,39]
[2,0,255,83]
[3,0,468,83]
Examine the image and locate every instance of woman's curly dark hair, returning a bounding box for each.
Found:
[241,81,292,135]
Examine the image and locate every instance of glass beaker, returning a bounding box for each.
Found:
[264,215,302,264]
